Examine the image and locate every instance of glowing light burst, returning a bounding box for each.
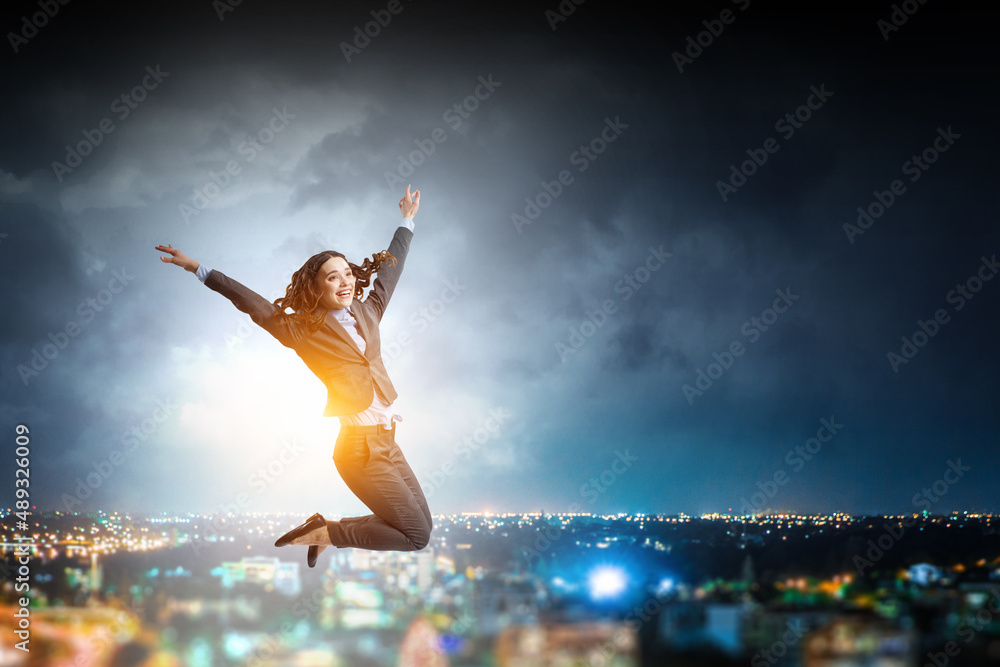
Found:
[587,565,627,600]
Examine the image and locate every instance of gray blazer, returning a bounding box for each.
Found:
[204,225,413,417]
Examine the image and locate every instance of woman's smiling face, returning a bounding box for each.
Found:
[315,255,356,310]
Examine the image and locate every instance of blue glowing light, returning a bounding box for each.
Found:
[587,565,627,600]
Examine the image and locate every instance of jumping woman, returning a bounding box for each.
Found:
[155,185,430,567]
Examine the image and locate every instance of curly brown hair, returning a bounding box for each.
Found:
[272,248,396,331]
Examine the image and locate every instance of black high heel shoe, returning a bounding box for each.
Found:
[274,512,325,547]
[307,544,328,568]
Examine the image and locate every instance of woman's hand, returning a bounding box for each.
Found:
[399,184,420,220]
[155,244,200,273]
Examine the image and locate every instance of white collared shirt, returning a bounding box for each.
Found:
[328,303,402,428]
[196,218,413,428]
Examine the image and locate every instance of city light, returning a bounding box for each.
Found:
[587,565,627,600]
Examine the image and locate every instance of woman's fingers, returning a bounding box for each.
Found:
[400,185,419,210]
[155,244,186,266]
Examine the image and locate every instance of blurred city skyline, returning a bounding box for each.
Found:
[4,509,1000,665]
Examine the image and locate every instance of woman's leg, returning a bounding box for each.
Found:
[387,435,433,533]
[330,426,432,551]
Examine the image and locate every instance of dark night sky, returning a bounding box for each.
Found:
[1,0,997,517]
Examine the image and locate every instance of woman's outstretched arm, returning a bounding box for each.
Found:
[155,243,302,347]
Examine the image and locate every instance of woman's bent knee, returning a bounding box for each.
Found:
[409,522,431,550]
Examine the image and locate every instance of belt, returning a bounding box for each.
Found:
[339,422,394,435]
